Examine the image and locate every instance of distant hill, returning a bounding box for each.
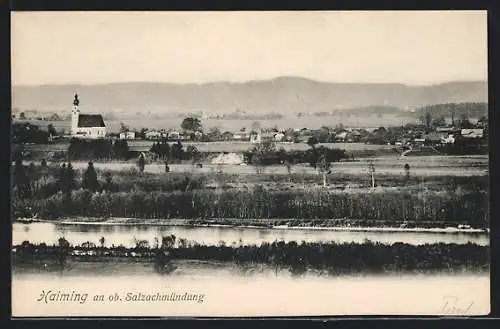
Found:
[11,77,487,117]
[410,102,488,119]
[332,105,405,117]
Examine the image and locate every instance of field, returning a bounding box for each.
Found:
[21,154,488,177]
[22,140,396,153]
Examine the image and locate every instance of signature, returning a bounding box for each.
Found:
[440,295,474,316]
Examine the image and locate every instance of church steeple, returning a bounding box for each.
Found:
[71,93,80,135]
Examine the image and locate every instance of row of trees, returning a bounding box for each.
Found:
[244,141,348,186]
[14,239,489,275]
[67,138,130,160]
[149,141,200,162]
[12,122,52,144]
[14,185,488,226]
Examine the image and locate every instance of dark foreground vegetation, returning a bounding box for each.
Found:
[12,239,489,276]
[13,187,488,227]
[11,160,489,227]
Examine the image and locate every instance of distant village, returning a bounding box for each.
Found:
[12,94,488,155]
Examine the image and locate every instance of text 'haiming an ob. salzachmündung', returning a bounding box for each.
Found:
[37,290,205,304]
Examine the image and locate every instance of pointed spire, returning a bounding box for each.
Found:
[73,93,80,106]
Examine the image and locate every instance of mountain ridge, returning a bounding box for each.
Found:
[12,77,487,116]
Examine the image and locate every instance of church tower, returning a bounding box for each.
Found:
[71,93,80,135]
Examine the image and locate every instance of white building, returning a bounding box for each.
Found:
[119,131,136,140]
[145,130,162,140]
[70,94,106,139]
[274,132,285,142]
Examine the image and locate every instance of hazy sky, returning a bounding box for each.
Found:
[11,11,487,86]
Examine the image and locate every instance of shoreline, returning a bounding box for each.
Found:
[14,217,490,234]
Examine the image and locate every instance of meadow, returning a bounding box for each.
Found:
[12,160,489,228]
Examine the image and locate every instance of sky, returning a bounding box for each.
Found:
[11,11,487,86]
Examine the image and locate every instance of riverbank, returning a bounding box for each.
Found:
[12,240,490,275]
[13,217,490,233]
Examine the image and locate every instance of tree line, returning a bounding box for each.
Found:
[67,138,130,160]
[13,239,489,275]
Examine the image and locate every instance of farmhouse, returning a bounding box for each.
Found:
[460,129,484,139]
[119,131,136,140]
[335,131,348,142]
[233,131,250,141]
[70,94,106,139]
[145,130,162,140]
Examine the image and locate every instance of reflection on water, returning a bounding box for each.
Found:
[11,260,490,317]
[12,222,490,248]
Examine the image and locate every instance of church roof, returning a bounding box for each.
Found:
[78,114,105,128]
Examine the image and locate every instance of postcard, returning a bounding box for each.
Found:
[10,10,489,317]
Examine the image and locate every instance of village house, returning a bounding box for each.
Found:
[334,131,348,142]
[273,132,285,142]
[460,129,484,139]
[168,131,181,140]
[119,131,136,140]
[145,130,162,140]
[233,131,250,141]
[250,132,261,143]
[70,94,106,139]
[423,132,448,146]
[222,131,234,141]
[436,127,455,133]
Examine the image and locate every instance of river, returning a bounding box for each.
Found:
[11,260,490,317]
[12,222,489,247]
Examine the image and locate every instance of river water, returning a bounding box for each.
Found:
[11,222,490,317]
[12,222,489,247]
[11,260,490,317]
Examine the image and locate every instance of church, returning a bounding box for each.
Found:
[70,93,106,139]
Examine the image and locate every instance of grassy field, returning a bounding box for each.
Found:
[12,160,489,227]
[22,140,396,153]
[20,154,489,177]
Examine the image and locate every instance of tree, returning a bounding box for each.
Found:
[113,140,129,159]
[181,117,202,132]
[459,118,474,129]
[208,127,221,141]
[404,163,410,181]
[47,124,57,137]
[19,112,26,120]
[317,152,331,187]
[424,111,433,128]
[250,140,276,174]
[251,121,261,133]
[432,116,446,127]
[82,161,99,192]
[284,159,293,182]
[307,136,319,148]
[57,237,70,270]
[120,122,129,133]
[186,145,200,165]
[56,163,67,192]
[171,141,184,160]
[13,158,30,199]
[103,171,114,191]
[161,234,176,250]
[137,154,146,173]
[368,160,376,189]
[66,163,76,191]
[99,236,105,248]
